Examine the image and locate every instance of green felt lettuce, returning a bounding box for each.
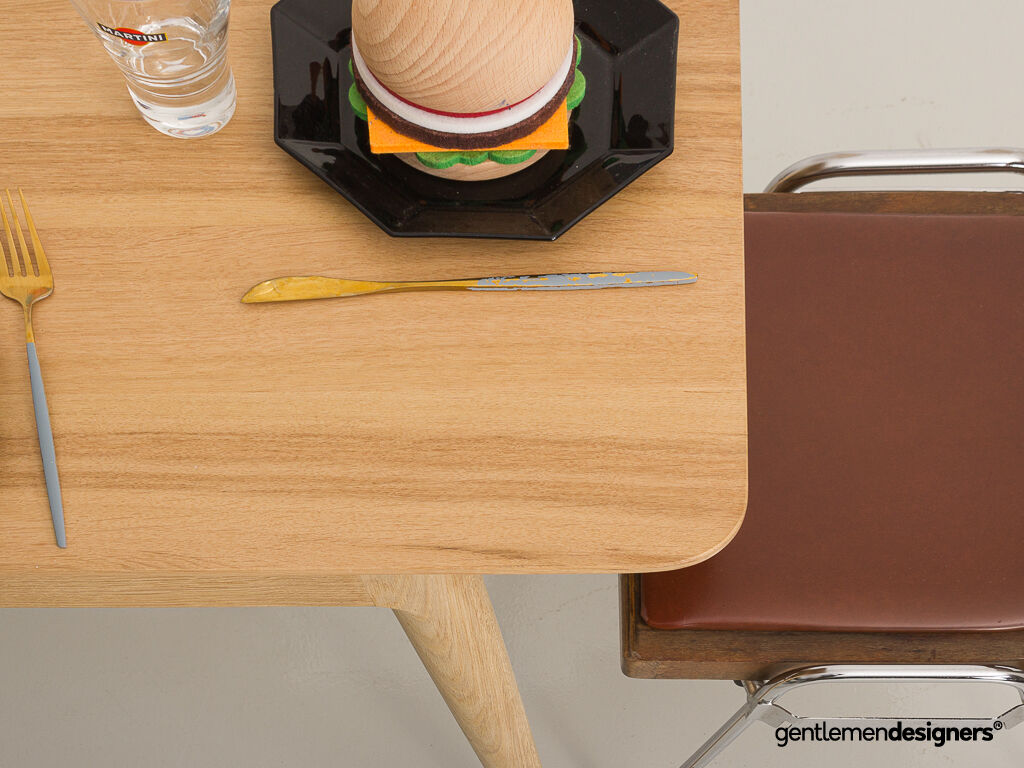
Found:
[415,149,538,170]
[567,70,586,111]
[348,59,367,120]
[347,36,586,169]
[416,151,488,169]
[567,35,586,111]
[489,148,541,165]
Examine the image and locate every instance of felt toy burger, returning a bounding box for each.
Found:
[349,0,586,181]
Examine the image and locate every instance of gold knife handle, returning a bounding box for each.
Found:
[242,276,480,303]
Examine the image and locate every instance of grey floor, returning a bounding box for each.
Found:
[3,1,1022,766]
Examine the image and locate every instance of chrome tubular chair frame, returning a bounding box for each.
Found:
[681,665,1024,768]
[668,148,1024,768]
[765,147,1024,193]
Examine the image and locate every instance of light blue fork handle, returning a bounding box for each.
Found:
[27,342,66,548]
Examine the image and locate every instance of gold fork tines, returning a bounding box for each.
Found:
[0,189,65,548]
[0,189,53,341]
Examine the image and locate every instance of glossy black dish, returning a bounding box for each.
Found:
[271,0,679,240]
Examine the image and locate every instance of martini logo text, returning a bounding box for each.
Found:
[97,23,167,45]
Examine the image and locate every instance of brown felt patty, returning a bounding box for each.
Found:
[353,38,578,151]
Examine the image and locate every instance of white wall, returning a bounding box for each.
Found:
[742,0,1023,192]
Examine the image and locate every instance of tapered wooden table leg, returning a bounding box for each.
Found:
[365,575,542,768]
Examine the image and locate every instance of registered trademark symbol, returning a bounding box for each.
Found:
[994,721,1004,730]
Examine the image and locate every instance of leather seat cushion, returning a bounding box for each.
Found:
[641,211,1024,631]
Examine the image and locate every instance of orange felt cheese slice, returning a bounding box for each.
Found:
[367,102,570,154]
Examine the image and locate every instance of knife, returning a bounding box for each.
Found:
[241,271,697,303]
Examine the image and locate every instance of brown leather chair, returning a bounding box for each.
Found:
[621,149,1024,767]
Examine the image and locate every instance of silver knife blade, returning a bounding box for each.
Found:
[467,271,697,290]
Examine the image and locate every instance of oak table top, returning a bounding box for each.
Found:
[0,0,745,603]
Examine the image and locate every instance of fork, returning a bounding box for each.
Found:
[0,189,65,548]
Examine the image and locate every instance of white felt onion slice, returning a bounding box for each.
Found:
[351,37,574,136]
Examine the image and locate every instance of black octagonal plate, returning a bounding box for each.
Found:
[271,0,678,240]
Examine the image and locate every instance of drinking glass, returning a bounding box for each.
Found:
[68,0,236,138]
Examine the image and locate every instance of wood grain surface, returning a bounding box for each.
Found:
[747,190,1024,215]
[352,0,574,113]
[0,0,744,603]
[369,575,541,767]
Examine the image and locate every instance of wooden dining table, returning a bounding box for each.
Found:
[0,0,745,765]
